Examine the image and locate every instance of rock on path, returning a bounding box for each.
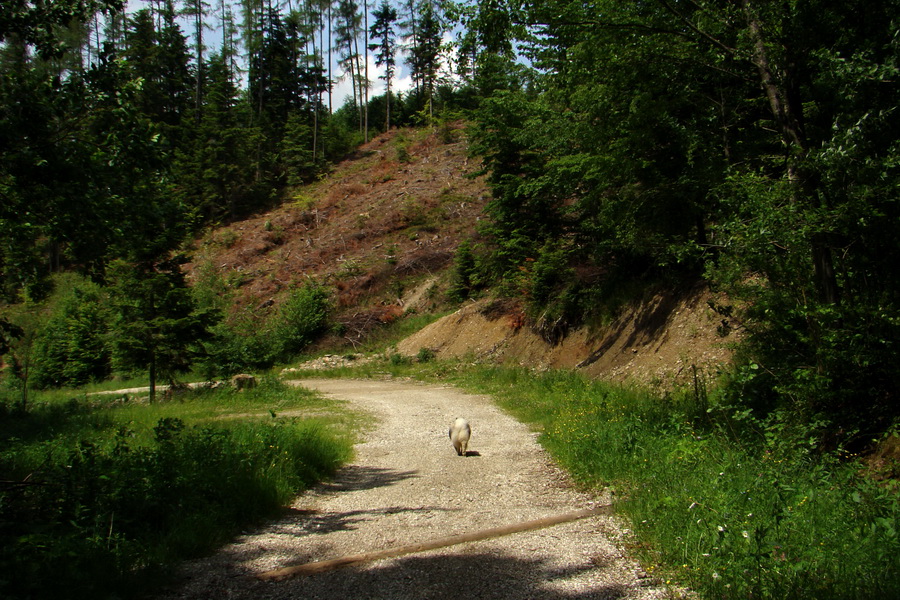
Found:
[157,379,667,600]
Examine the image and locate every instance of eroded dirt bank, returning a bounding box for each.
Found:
[156,379,667,600]
[397,287,737,390]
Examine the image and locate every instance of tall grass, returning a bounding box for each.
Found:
[0,379,355,599]
[356,361,899,600]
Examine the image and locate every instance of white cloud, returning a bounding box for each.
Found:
[331,49,415,111]
[331,30,463,111]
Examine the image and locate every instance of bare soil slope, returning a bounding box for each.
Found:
[186,123,489,342]
[397,288,737,389]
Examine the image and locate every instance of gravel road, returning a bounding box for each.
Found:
[157,378,668,600]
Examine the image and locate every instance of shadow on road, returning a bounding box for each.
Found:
[271,504,456,537]
[170,552,636,599]
[318,464,420,493]
[279,552,633,599]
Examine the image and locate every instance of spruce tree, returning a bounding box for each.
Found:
[369,0,397,129]
[109,257,216,403]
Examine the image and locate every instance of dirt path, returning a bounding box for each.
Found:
[157,379,666,600]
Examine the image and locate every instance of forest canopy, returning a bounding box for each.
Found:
[1,0,899,444]
[462,0,900,444]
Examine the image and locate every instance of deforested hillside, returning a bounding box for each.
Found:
[189,122,738,390]
[186,122,491,346]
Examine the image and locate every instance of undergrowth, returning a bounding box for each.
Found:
[462,366,900,600]
[331,310,450,355]
[0,379,355,599]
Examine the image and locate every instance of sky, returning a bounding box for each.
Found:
[331,31,459,107]
[331,45,415,107]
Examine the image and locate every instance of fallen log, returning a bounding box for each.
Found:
[257,503,613,581]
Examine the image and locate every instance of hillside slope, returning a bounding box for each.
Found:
[397,289,736,389]
[188,123,736,386]
[187,122,490,343]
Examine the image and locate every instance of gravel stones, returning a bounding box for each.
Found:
[156,379,669,600]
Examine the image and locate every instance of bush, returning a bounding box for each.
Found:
[448,241,480,302]
[388,351,411,366]
[708,171,900,447]
[202,320,275,375]
[202,283,331,375]
[416,347,436,363]
[0,412,351,599]
[32,282,112,388]
[267,283,331,360]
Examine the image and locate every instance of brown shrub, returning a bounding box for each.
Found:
[337,306,401,342]
[327,183,368,205]
[238,241,274,260]
[370,158,400,183]
[393,250,453,275]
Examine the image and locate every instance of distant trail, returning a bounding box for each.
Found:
[156,378,666,600]
[86,381,215,396]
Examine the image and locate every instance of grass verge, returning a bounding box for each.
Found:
[312,359,900,600]
[0,378,356,599]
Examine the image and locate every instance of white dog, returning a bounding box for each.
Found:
[449,417,471,456]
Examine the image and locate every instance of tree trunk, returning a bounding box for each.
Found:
[20,361,29,413]
[328,0,334,114]
[195,2,204,120]
[352,22,363,133]
[407,0,419,96]
[149,352,157,404]
[346,35,359,122]
[386,80,391,129]
[742,0,839,304]
[363,0,369,142]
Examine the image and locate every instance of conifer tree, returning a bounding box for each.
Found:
[181,0,212,117]
[335,0,363,129]
[109,257,216,403]
[411,0,441,118]
[398,0,418,95]
[369,0,397,129]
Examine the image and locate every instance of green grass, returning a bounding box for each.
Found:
[7,355,898,600]
[0,378,357,599]
[471,367,900,599]
[318,359,900,600]
[358,311,451,353]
